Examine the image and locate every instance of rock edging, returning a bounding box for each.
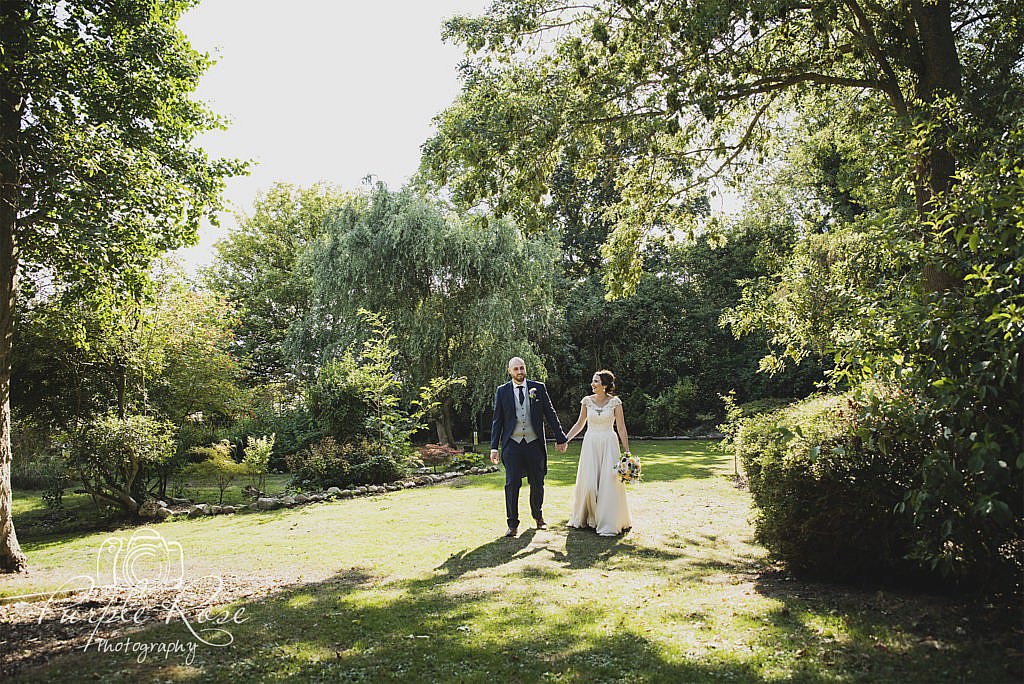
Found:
[142,465,501,521]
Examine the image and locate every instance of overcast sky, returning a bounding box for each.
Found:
[174,0,489,270]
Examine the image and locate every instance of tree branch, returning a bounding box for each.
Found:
[843,0,909,116]
[725,71,888,100]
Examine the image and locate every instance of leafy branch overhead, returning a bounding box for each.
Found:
[423,0,1016,295]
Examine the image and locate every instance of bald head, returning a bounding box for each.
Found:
[507,357,527,383]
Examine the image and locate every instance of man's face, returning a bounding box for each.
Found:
[508,360,527,384]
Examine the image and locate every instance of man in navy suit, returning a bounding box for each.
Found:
[490,356,567,537]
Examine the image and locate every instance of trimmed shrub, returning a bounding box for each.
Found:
[731,391,926,580]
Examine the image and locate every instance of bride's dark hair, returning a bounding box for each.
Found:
[595,369,617,395]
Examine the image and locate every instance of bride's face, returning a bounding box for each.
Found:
[591,374,605,394]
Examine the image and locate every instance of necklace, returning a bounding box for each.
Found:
[591,396,611,414]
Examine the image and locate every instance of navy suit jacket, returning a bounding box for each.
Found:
[490,379,567,454]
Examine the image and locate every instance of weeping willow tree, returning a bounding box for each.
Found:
[292,184,558,445]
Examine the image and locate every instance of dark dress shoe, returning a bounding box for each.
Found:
[504,526,518,537]
[535,518,547,529]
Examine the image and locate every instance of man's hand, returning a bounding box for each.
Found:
[556,442,567,453]
[490,449,500,464]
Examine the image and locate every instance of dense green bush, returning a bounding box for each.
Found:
[632,379,700,435]
[306,356,371,442]
[63,413,176,517]
[731,392,927,580]
[216,410,321,472]
[286,436,411,489]
[892,120,1024,586]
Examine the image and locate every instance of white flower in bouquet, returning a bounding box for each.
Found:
[614,452,641,484]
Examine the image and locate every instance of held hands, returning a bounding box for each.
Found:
[490,449,500,464]
[556,442,567,453]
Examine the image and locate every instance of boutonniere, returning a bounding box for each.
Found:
[528,388,538,400]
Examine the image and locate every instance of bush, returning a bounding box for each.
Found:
[244,433,275,492]
[350,451,408,485]
[180,440,246,505]
[287,436,411,489]
[216,410,321,472]
[306,357,371,442]
[729,391,927,581]
[64,413,176,516]
[418,443,464,471]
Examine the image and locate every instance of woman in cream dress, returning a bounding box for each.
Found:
[564,370,631,536]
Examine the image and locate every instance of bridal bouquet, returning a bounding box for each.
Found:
[614,452,642,484]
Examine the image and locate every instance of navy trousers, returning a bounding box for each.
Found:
[502,438,546,528]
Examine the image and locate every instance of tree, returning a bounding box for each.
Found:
[63,412,176,517]
[423,0,1019,293]
[296,184,558,444]
[0,1,242,572]
[181,439,244,505]
[539,153,821,433]
[147,270,249,424]
[423,1,1023,580]
[14,264,247,428]
[243,433,274,493]
[205,182,355,392]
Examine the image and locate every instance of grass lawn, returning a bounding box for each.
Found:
[3,441,1020,683]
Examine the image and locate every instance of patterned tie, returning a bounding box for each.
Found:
[518,385,525,405]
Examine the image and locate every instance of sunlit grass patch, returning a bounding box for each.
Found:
[5,441,1019,683]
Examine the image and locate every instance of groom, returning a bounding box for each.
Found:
[490,357,567,537]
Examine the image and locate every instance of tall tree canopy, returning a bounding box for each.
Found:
[0,0,242,572]
[205,182,354,394]
[424,0,1022,578]
[423,0,1021,293]
[295,184,558,444]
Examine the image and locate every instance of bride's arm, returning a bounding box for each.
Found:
[564,404,588,443]
[613,401,630,453]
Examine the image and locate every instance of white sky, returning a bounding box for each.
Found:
[174,0,490,271]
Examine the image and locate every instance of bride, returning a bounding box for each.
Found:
[564,369,632,536]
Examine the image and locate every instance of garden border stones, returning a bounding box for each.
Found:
[147,465,500,521]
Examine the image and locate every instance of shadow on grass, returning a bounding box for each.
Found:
[747,573,1023,682]
[18,558,1021,684]
[436,529,539,579]
[13,569,767,683]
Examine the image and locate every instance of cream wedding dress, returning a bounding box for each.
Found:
[568,395,631,536]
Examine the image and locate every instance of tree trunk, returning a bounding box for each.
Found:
[911,0,962,198]
[0,2,27,572]
[909,0,963,293]
[436,403,456,447]
[0,158,27,573]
